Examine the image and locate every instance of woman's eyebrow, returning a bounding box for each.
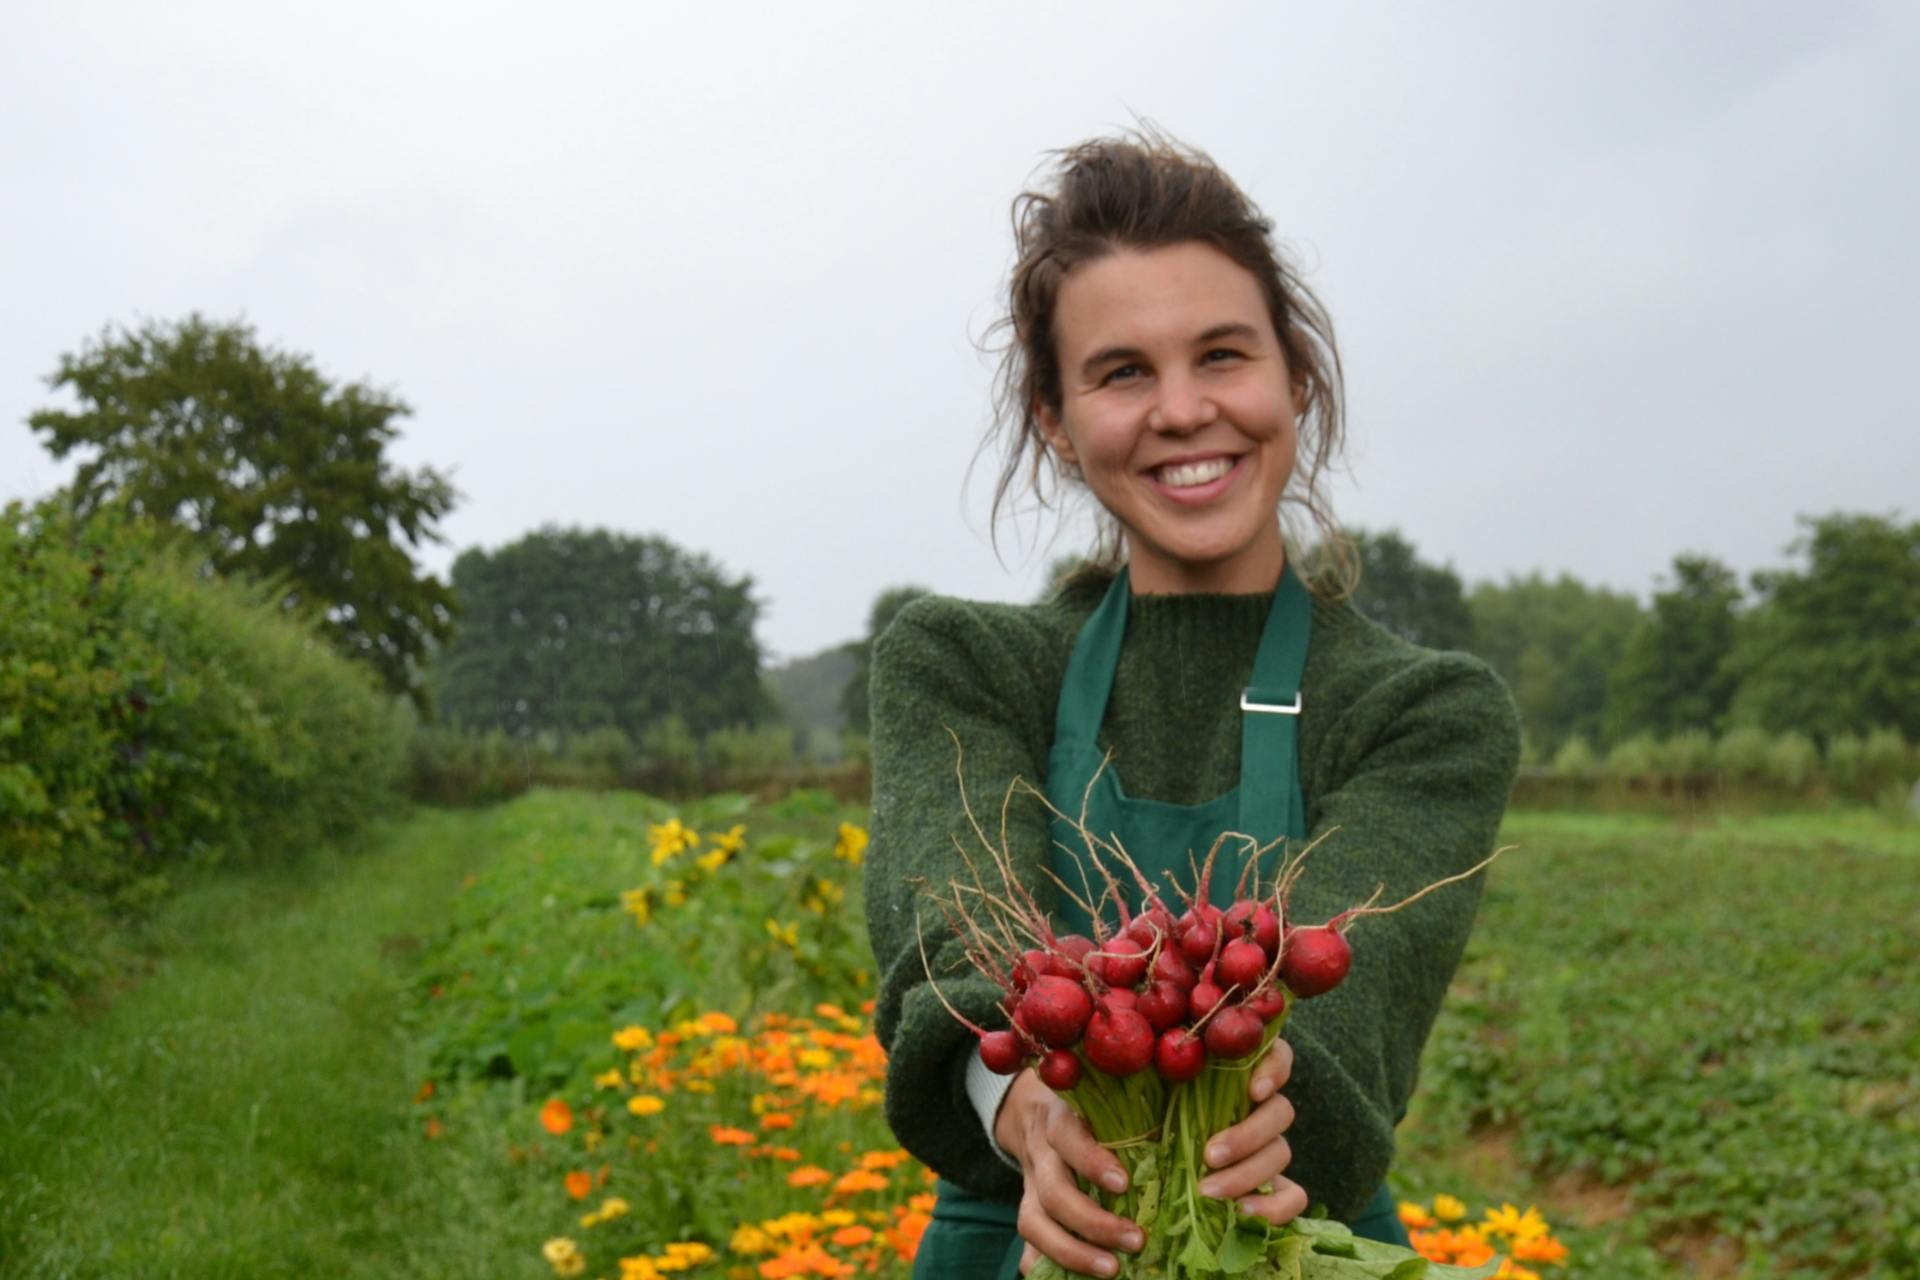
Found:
[1195,322,1260,346]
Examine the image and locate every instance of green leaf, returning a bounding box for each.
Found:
[1216,1218,1271,1274]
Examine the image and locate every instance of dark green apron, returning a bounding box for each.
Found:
[913,568,1407,1280]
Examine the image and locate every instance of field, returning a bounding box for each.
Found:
[2,793,1915,1279]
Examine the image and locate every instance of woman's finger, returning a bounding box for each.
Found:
[1203,1090,1296,1173]
[1017,1190,1123,1278]
[1027,1136,1144,1255]
[1199,1133,1292,1200]
[1235,1176,1309,1227]
[1018,1243,1038,1276]
[1249,1037,1294,1102]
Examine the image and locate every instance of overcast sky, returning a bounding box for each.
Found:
[4,1,1915,661]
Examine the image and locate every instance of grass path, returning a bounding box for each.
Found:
[0,808,545,1280]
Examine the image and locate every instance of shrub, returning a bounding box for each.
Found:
[0,499,405,1012]
[1714,726,1773,786]
[1548,736,1597,778]
[1603,734,1660,782]
[1763,731,1819,794]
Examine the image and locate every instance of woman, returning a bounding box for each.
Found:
[864,132,1520,1280]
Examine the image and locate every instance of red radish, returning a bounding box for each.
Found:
[1010,949,1051,993]
[1280,924,1351,999]
[979,1029,1026,1074]
[1153,1029,1206,1083]
[1203,1006,1264,1060]
[1247,986,1288,1023]
[1101,988,1139,1011]
[1126,903,1174,947]
[1216,938,1268,990]
[1179,915,1221,965]
[1225,901,1282,956]
[1083,1006,1155,1077]
[1038,1047,1082,1091]
[1151,949,1197,991]
[1090,936,1149,987]
[1136,980,1188,1032]
[1188,980,1226,1020]
[1019,975,1094,1047]
[1051,934,1097,976]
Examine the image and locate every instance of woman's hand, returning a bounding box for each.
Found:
[1201,1037,1308,1224]
[995,1070,1145,1277]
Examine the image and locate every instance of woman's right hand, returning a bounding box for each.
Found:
[994,1070,1145,1277]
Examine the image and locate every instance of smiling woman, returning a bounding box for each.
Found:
[864,130,1522,1280]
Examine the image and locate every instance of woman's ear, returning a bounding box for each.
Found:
[1036,401,1077,467]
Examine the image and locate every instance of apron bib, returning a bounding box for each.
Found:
[914,569,1406,1280]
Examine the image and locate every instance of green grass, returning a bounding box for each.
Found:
[1395,807,1920,1278]
[8,796,1915,1278]
[0,809,551,1280]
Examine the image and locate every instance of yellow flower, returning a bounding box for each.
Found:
[544,1238,586,1277]
[664,878,689,907]
[622,1261,661,1280]
[667,1242,714,1263]
[685,1080,715,1094]
[832,822,868,865]
[621,886,654,924]
[798,1048,834,1070]
[613,1025,653,1052]
[1433,1193,1468,1222]
[709,824,747,860]
[628,1094,666,1117]
[731,1226,773,1254]
[1482,1202,1549,1241]
[820,1210,857,1227]
[1398,1200,1437,1229]
[765,918,800,948]
[695,848,730,874]
[595,1069,626,1090]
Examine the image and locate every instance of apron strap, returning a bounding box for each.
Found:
[1236,564,1312,844]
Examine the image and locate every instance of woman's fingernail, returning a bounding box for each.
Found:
[1206,1143,1229,1166]
[1104,1170,1128,1192]
[1200,1177,1222,1198]
[1252,1078,1273,1102]
[1095,1255,1118,1276]
[1122,1231,1144,1251]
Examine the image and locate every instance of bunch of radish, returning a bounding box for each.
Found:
[920,807,1506,1280]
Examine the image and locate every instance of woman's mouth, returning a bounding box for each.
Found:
[1147,455,1241,503]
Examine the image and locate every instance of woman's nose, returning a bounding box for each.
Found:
[1147,371,1218,433]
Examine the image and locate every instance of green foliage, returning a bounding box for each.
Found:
[1728,513,1920,741]
[403,789,872,1089]
[839,585,931,736]
[428,526,770,742]
[1467,574,1643,756]
[1604,555,1742,740]
[1346,528,1474,651]
[0,498,405,1014]
[26,315,458,704]
[1405,810,1920,1277]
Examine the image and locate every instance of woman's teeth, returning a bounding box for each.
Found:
[1156,457,1233,488]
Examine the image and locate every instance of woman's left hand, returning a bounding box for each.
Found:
[1200,1037,1309,1225]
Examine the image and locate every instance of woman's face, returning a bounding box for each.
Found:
[1038,241,1299,595]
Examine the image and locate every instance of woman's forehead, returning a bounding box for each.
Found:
[1054,243,1273,356]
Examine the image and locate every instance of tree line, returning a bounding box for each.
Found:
[17,315,1917,787]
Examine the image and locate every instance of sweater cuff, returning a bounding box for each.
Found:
[964,1047,1023,1171]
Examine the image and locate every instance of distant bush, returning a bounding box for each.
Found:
[1,499,405,1013]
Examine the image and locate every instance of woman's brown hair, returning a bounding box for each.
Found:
[983,127,1354,595]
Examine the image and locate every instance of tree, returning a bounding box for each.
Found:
[1467,574,1644,755]
[839,585,932,737]
[1604,555,1742,741]
[27,315,457,703]
[428,526,771,741]
[1346,528,1474,651]
[1727,513,1920,742]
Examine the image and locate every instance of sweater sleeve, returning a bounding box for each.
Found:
[1279,641,1522,1219]
[863,596,1057,1203]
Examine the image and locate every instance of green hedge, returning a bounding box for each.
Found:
[1,499,407,1013]
[1523,725,1916,808]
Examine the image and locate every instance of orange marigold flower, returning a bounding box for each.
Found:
[541,1098,575,1136]
[831,1226,873,1248]
[711,1125,756,1146]
[1495,1264,1541,1280]
[1398,1201,1437,1229]
[884,1211,930,1262]
[907,1193,937,1214]
[788,1166,832,1187]
[565,1170,593,1200]
[423,1116,444,1139]
[1509,1236,1569,1265]
[766,1146,803,1162]
[701,1011,740,1035]
[762,1113,796,1130]
[857,1149,909,1171]
[831,1170,888,1196]
[415,1080,436,1104]
[815,1003,847,1020]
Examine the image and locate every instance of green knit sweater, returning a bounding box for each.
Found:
[862,571,1521,1220]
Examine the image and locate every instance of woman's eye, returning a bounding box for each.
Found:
[1204,348,1244,364]
[1102,363,1143,384]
